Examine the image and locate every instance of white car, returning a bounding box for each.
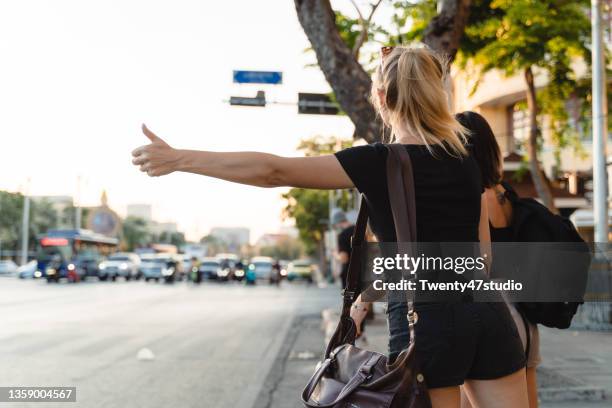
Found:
[0,260,18,276]
[140,254,180,282]
[99,253,141,281]
[248,256,275,281]
[18,260,40,279]
[199,258,222,280]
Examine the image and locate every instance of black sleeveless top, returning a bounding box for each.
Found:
[335,143,482,243]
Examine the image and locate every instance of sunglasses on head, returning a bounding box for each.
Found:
[381,46,395,57]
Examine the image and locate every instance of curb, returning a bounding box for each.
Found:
[321,308,608,403]
[538,386,606,402]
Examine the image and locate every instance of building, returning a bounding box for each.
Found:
[127,204,153,222]
[451,13,611,219]
[209,227,250,251]
[255,233,288,248]
[278,226,299,238]
[151,221,178,236]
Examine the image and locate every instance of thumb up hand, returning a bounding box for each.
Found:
[131,124,180,177]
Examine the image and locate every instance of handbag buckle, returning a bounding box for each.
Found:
[342,289,356,301]
[408,310,418,326]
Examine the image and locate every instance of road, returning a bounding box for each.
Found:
[0,277,339,408]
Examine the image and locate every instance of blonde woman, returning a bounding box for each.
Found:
[132,45,528,407]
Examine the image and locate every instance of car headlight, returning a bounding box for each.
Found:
[34,271,42,278]
[162,267,175,276]
[119,263,128,270]
[99,263,106,270]
[218,268,229,277]
[67,263,76,271]
[234,269,244,277]
[280,269,287,276]
[46,268,56,275]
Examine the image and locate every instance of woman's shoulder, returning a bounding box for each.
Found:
[336,142,387,156]
[334,143,388,195]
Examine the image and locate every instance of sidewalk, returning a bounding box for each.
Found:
[320,304,611,407]
[258,304,611,407]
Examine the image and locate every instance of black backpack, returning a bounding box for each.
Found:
[501,181,591,329]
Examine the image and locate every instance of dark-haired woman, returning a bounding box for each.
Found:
[458,111,541,408]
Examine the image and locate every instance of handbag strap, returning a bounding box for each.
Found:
[386,144,417,242]
[325,197,368,357]
[329,144,418,352]
[301,351,382,407]
[386,144,418,341]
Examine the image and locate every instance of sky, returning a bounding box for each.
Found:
[0,0,394,242]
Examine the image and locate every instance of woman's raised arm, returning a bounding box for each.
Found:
[131,124,355,190]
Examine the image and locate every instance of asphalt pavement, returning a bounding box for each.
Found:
[0,277,339,408]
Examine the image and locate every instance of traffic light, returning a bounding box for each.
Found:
[298,93,339,115]
[229,90,266,107]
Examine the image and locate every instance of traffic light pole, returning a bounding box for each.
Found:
[20,192,30,266]
[591,0,609,243]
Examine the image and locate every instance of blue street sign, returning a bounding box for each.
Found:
[233,70,282,85]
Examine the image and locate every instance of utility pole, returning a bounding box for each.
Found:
[591,0,609,243]
[328,190,335,281]
[75,175,82,230]
[20,179,31,265]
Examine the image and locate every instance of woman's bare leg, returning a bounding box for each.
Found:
[460,385,473,407]
[463,369,528,408]
[526,367,538,408]
[429,386,461,408]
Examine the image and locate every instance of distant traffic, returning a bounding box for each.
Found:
[3,229,318,286]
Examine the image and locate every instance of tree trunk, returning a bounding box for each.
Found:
[294,0,381,142]
[422,0,472,62]
[524,66,557,212]
[294,0,472,142]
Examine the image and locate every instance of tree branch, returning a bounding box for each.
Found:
[294,0,472,143]
[352,0,383,59]
[422,0,472,60]
[294,0,382,142]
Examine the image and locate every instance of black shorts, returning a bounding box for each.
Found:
[387,302,526,389]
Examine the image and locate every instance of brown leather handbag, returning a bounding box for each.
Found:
[301,144,431,408]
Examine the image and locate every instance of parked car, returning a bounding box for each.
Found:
[98,253,141,281]
[0,260,18,276]
[287,260,315,283]
[73,254,104,280]
[199,258,221,280]
[18,260,40,279]
[141,254,181,283]
[248,257,275,282]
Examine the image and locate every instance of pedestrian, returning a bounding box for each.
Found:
[331,208,355,289]
[131,44,528,407]
[271,259,281,286]
[458,111,541,408]
[191,256,202,284]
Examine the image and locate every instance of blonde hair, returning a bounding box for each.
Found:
[371,44,469,157]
